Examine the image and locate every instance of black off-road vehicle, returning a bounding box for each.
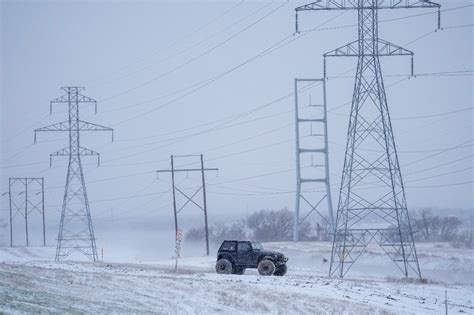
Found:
[215,240,288,276]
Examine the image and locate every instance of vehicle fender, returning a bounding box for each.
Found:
[217,254,235,265]
[258,255,275,264]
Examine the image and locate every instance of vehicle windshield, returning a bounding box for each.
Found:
[251,242,264,251]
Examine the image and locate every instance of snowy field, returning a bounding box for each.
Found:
[1,242,473,314]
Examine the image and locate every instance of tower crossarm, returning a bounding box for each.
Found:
[323,39,414,75]
[50,92,96,104]
[295,0,441,35]
[78,121,114,141]
[50,89,98,114]
[78,147,100,158]
[323,39,413,57]
[35,121,69,131]
[78,121,112,131]
[377,39,413,56]
[50,146,101,166]
[295,0,440,11]
[34,121,114,142]
[50,146,100,157]
[34,121,69,142]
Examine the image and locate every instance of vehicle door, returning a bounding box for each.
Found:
[236,241,252,266]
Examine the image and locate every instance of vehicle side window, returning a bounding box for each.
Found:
[221,241,236,251]
[237,242,251,252]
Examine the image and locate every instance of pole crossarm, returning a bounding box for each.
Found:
[295,0,440,11]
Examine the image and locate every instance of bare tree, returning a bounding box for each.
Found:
[412,209,462,242]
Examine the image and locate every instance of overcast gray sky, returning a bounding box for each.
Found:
[1,1,472,249]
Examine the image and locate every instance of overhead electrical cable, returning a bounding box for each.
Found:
[99,1,289,103]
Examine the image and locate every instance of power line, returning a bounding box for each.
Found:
[2,10,466,154]
[1,5,469,147]
[102,11,347,126]
[86,0,247,87]
[2,7,470,210]
[404,140,474,168]
[83,11,347,119]
[99,1,289,103]
[404,154,474,177]
[408,180,473,189]
[392,106,473,121]
[405,166,473,184]
[88,1,270,89]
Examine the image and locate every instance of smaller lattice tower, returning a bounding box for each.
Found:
[35,87,113,261]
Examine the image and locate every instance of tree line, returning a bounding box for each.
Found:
[187,208,331,244]
[186,207,473,249]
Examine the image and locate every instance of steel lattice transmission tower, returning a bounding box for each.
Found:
[35,87,113,261]
[293,79,334,242]
[295,0,441,278]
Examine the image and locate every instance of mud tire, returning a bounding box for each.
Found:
[215,259,233,274]
[257,259,275,276]
[274,264,287,276]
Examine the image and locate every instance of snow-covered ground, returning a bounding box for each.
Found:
[1,243,473,314]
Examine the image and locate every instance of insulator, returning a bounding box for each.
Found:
[437,8,441,30]
[323,57,327,79]
[410,55,414,77]
[295,12,299,34]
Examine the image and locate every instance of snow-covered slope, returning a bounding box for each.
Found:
[1,244,473,314]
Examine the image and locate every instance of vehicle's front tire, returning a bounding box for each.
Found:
[215,259,233,274]
[274,264,287,276]
[257,259,275,276]
[233,266,245,275]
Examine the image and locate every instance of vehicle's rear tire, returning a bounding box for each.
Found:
[233,266,245,275]
[274,264,287,276]
[257,259,275,276]
[215,259,233,274]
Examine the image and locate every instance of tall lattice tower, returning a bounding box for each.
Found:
[35,87,113,261]
[295,0,441,278]
[293,78,334,242]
